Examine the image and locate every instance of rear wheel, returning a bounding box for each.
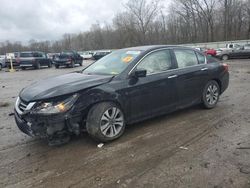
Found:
[21,67,26,70]
[222,55,229,61]
[70,61,75,68]
[35,62,41,69]
[48,61,52,68]
[86,102,126,142]
[202,80,220,109]
[55,64,59,69]
[0,64,2,70]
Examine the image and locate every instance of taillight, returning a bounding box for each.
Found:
[223,63,229,72]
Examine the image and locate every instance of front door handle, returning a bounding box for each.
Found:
[201,68,208,71]
[168,75,178,79]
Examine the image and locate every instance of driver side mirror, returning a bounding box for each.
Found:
[131,69,147,78]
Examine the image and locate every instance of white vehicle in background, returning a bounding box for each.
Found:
[0,55,6,70]
[216,43,242,56]
[79,51,93,60]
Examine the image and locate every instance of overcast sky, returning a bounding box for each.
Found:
[0,0,129,43]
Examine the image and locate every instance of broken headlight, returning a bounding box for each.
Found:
[33,94,79,114]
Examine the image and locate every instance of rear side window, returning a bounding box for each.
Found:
[20,53,34,58]
[174,50,199,68]
[137,50,172,75]
[196,52,206,64]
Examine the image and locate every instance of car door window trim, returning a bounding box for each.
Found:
[128,48,207,77]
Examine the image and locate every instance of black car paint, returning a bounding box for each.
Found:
[92,52,111,60]
[14,45,229,145]
[54,51,83,67]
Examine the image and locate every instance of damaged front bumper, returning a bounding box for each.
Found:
[14,98,83,145]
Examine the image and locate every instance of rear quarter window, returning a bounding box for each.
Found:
[196,52,206,64]
[207,56,220,64]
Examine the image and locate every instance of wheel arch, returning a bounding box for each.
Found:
[211,79,222,94]
[80,98,125,127]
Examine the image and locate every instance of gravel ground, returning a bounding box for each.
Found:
[0,59,250,188]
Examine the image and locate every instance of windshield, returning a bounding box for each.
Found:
[83,49,141,75]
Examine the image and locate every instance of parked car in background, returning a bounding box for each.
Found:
[205,48,217,56]
[216,45,250,60]
[79,51,93,60]
[54,51,83,68]
[0,55,6,70]
[92,50,111,60]
[14,45,229,145]
[19,51,52,70]
[5,52,20,68]
[193,47,207,52]
[244,44,250,50]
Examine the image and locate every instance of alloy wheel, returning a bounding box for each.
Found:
[206,84,219,105]
[100,107,124,138]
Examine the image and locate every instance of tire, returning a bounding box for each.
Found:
[202,80,220,109]
[21,67,26,70]
[79,61,83,66]
[48,61,52,68]
[86,102,126,142]
[0,64,2,71]
[35,62,41,69]
[222,55,229,61]
[55,64,59,69]
[70,61,75,68]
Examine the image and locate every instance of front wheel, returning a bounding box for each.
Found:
[202,80,220,109]
[86,102,126,142]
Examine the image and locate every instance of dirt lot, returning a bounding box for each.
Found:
[0,59,250,188]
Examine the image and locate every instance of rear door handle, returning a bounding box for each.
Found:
[168,75,178,79]
[201,68,208,71]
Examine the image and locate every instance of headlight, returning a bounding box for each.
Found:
[33,94,79,114]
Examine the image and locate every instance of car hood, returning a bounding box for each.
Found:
[20,73,114,102]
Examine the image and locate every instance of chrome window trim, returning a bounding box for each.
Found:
[128,48,207,76]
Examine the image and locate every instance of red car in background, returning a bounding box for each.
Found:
[205,48,217,56]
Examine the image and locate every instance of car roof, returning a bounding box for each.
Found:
[122,45,194,52]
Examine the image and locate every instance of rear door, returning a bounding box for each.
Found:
[173,49,209,108]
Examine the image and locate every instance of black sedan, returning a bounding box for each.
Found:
[14,45,229,146]
[54,51,83,68]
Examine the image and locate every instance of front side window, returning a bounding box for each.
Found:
[137,50,172,75]
[174,50,199,68]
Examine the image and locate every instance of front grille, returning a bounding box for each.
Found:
[18,99,29,113]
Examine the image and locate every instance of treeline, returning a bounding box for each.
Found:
[0,0,250,54]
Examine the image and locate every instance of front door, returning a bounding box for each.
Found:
[126,49,178,122]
